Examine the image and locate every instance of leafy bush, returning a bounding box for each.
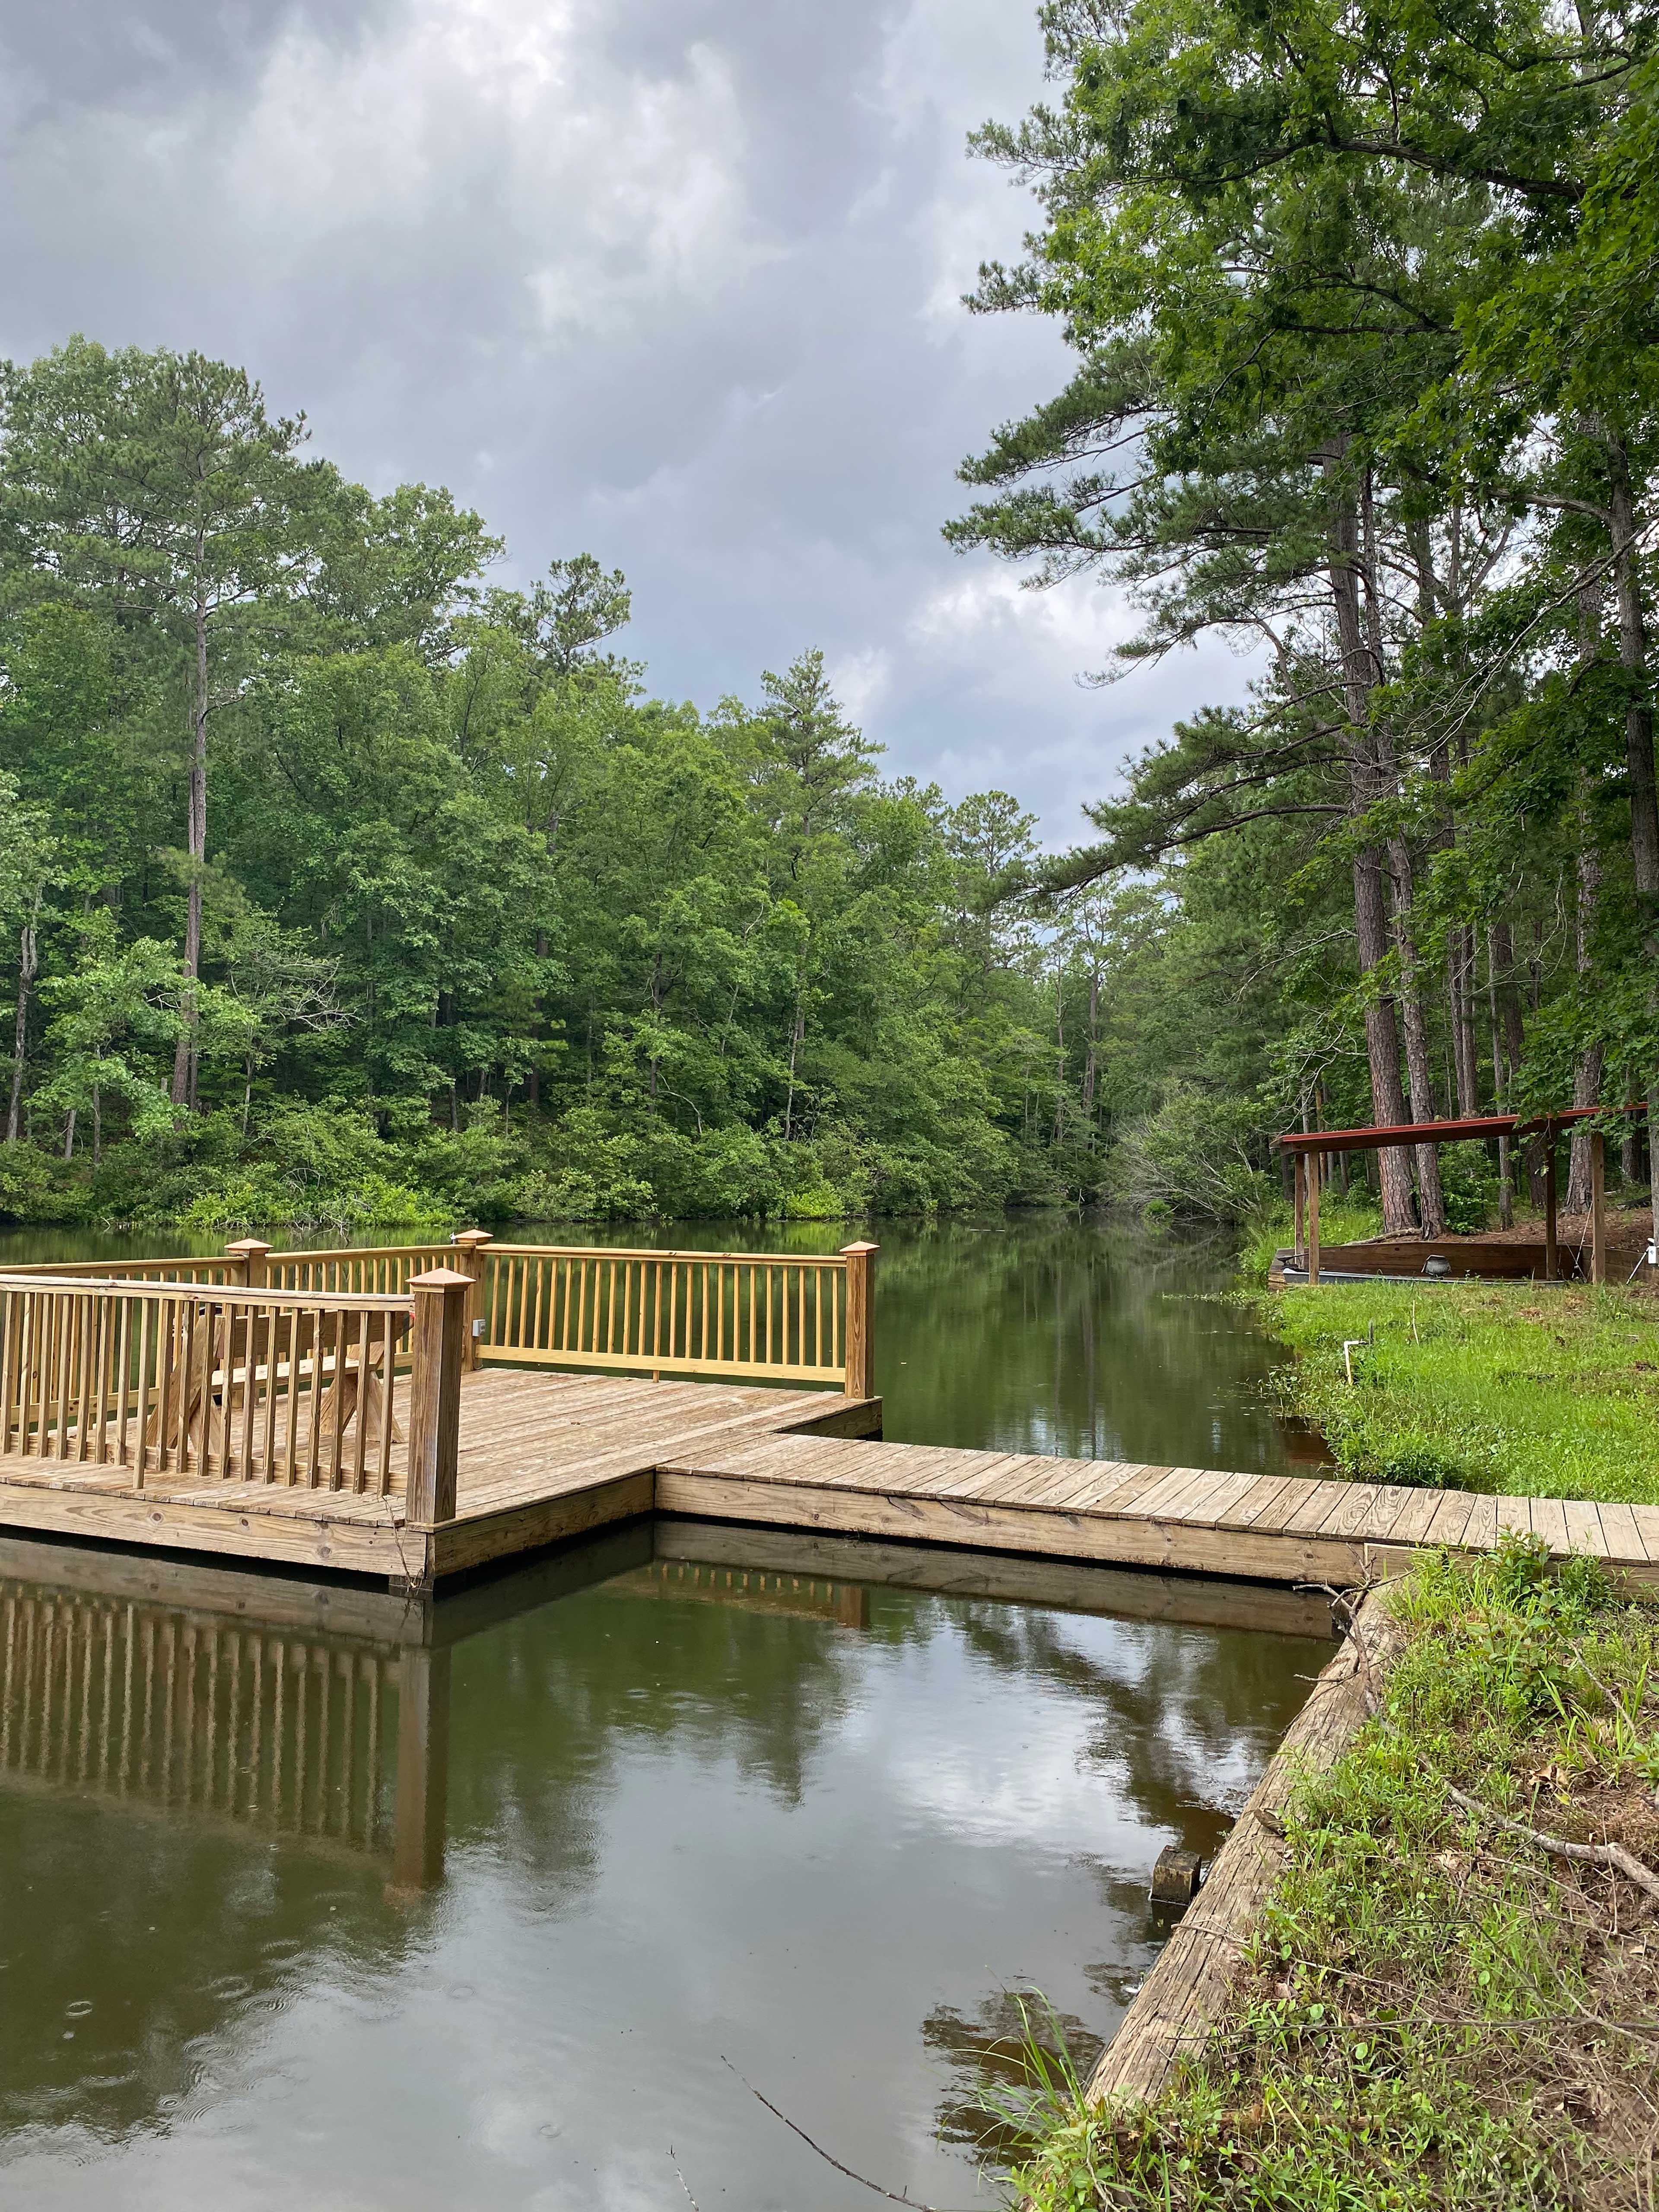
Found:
[1109,1081,1269,1224]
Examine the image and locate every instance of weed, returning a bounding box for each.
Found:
[999,1554,1659,2211]
[1259,1280,1659,1504]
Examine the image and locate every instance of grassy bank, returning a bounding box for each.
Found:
[1002,1544,1659,2210]
[1260,1281,1659,1505]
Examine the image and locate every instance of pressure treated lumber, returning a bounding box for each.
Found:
[1088,1596,1406,2105]
[0,1361,1647,1591]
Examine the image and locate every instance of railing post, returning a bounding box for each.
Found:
[224,1238,272,1288]
[405,1268,470,1526]
[839,1241,878,1401]
[449,1229,493,1371]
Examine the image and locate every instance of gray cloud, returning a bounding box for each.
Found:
[0,0,1255,842]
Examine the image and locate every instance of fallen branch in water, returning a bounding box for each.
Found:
[669,2147,701,2212]
[1446,1783,1659,1902]
[722,2056,971,2212]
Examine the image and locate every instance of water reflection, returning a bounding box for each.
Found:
[0,1523,1327,2209]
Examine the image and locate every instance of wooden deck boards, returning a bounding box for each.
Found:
[0,1367,1649,1590]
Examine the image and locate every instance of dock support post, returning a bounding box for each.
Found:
[1590,1131,1606,1284]
[840,1242,878,1401]
[1306,1150,1321,1287]
[1292,1156,1305,1271]
[388,1645,451,1895]
[449,1228,493,1371]
[1544,1126,1558,1281]
[405,1269,470,1528]
[224,1237,271,1287]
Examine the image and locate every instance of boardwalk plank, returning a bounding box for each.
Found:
[0,1365,1647,1590]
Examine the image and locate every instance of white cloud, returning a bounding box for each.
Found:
[0,0,1265,840]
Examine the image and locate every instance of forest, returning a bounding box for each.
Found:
[951,0,1659,1242]
[3,0,1656,1241]
[0,340,1076,1231]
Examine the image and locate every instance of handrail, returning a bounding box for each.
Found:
[0,1271,412,1312]
[472,1239,876,1395]
[0,1274,429,1503]
[0,1233,876,1511]
[0,1256,235,1281]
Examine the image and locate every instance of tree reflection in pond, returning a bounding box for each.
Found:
[0,1519,1326,2210]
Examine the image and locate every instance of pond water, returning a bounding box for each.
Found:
[0,1213,1328,2206]
[0,1212,1319,1475]
[0,1519,1328,2211]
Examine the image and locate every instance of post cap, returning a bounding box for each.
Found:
[839,1241,880,1256]
[223,1238,273,1257]
[408,1267,475,1290]
[450,1228,494,1249]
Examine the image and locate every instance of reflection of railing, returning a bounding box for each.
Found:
[473,1240,877,1394]
[0,1275,412,1493]
[0,1577,398,1858]
[610,1557,870,1626]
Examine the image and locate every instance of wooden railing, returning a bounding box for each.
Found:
[0,1232,875,1522]
[0,1275,413,1494]
[470,1240,877,1395]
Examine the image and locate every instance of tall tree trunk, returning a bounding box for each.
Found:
[61,1109,75,1163]
[1599,426,1659,1252]
[7,909,38,1143]
[1489,919,1540,1207]
[1081,969,1099,1125]
[1487,931,1514,1227]
[1052,967,1066,1146]
[171,588,210,1107]
[1328,474,1416,1230]
[1622,1077,1642,1187]
[1567,798,1605,1215]
[1602,426,1659,900]
[1388,836,1447,1234]
[1447,926,1479,1118]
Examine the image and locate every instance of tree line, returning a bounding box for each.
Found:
[951,0,1659,1236]
[0,338,1093,1231]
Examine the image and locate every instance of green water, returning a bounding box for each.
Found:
[0,1214,1326,2207]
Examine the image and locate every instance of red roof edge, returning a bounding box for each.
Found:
[1275,1104,1648,1154]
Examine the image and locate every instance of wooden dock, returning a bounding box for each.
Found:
[0,1236,1651,1592]
[0,1363,1653,1590]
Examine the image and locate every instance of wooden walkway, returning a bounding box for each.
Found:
[0,1368,1651,1590]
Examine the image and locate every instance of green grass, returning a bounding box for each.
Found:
[996,1544,1659,2209]
[1260,1281,1659,1504]
[1237,1195,1384,1284]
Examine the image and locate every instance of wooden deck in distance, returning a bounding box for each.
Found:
[0,1368,1652,1590]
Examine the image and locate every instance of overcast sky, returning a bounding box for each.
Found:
[0,0,1252,843]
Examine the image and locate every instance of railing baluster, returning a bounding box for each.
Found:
[50,1290,71,1459]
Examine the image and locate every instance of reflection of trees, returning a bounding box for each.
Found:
[0,1511,1322,2164]
[921,1989,1107,2161]
[444,1585,871,1873]
[938,1599,1321,1857]
[0,1761,428,2142]
[873,1217,1292,1471]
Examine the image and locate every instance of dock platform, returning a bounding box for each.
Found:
[0,1236,1650,1593]
[0,1365,1652,1592]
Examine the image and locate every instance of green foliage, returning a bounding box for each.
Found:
[0,343,1090,1227]
[1006,1552,1656,2209]
[1236,1192,1384,1282]
[947,0,1659,1239]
